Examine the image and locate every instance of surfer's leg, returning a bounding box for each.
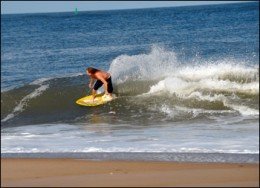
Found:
[93,80,103,91]
[106,77,113,95]
[102,77,113,101]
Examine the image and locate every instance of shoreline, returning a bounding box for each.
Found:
[2,152,259,164]
[1,158,259,187]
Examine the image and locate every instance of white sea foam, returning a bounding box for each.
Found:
[147,74,258,96]
[108,45,259,116]
[178,62,258,82]
[147,78,259,116]
[109,45,258,85]
[151,104,234,119]
[109,45,178,83]
[1,123,258,154]
[223,103,259,116]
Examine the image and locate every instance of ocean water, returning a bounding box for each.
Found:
[1,2,259,162]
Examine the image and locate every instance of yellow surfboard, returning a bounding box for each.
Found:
[76,93,113,107]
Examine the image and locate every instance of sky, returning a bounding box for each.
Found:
[1,1,253,14]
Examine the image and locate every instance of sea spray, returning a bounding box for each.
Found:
[109,46,259,116]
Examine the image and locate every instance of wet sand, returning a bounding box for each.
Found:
[1,158,259,187]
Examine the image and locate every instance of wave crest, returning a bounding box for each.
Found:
[109,45,259,116]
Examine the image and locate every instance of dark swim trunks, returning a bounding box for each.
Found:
[93,77,113,93]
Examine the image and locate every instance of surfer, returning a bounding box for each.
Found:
[86,67,113,100]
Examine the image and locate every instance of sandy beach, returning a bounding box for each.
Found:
[1,158,259,187]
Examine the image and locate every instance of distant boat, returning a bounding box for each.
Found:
[74,8,78,15]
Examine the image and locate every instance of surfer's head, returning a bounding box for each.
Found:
[86,67,98,75]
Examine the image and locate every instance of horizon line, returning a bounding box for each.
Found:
[1,1,255,15]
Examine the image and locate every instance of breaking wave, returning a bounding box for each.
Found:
[109,45,259,116]
[1,46,259,126]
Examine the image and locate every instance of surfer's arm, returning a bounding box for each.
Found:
[89,78,95,88]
